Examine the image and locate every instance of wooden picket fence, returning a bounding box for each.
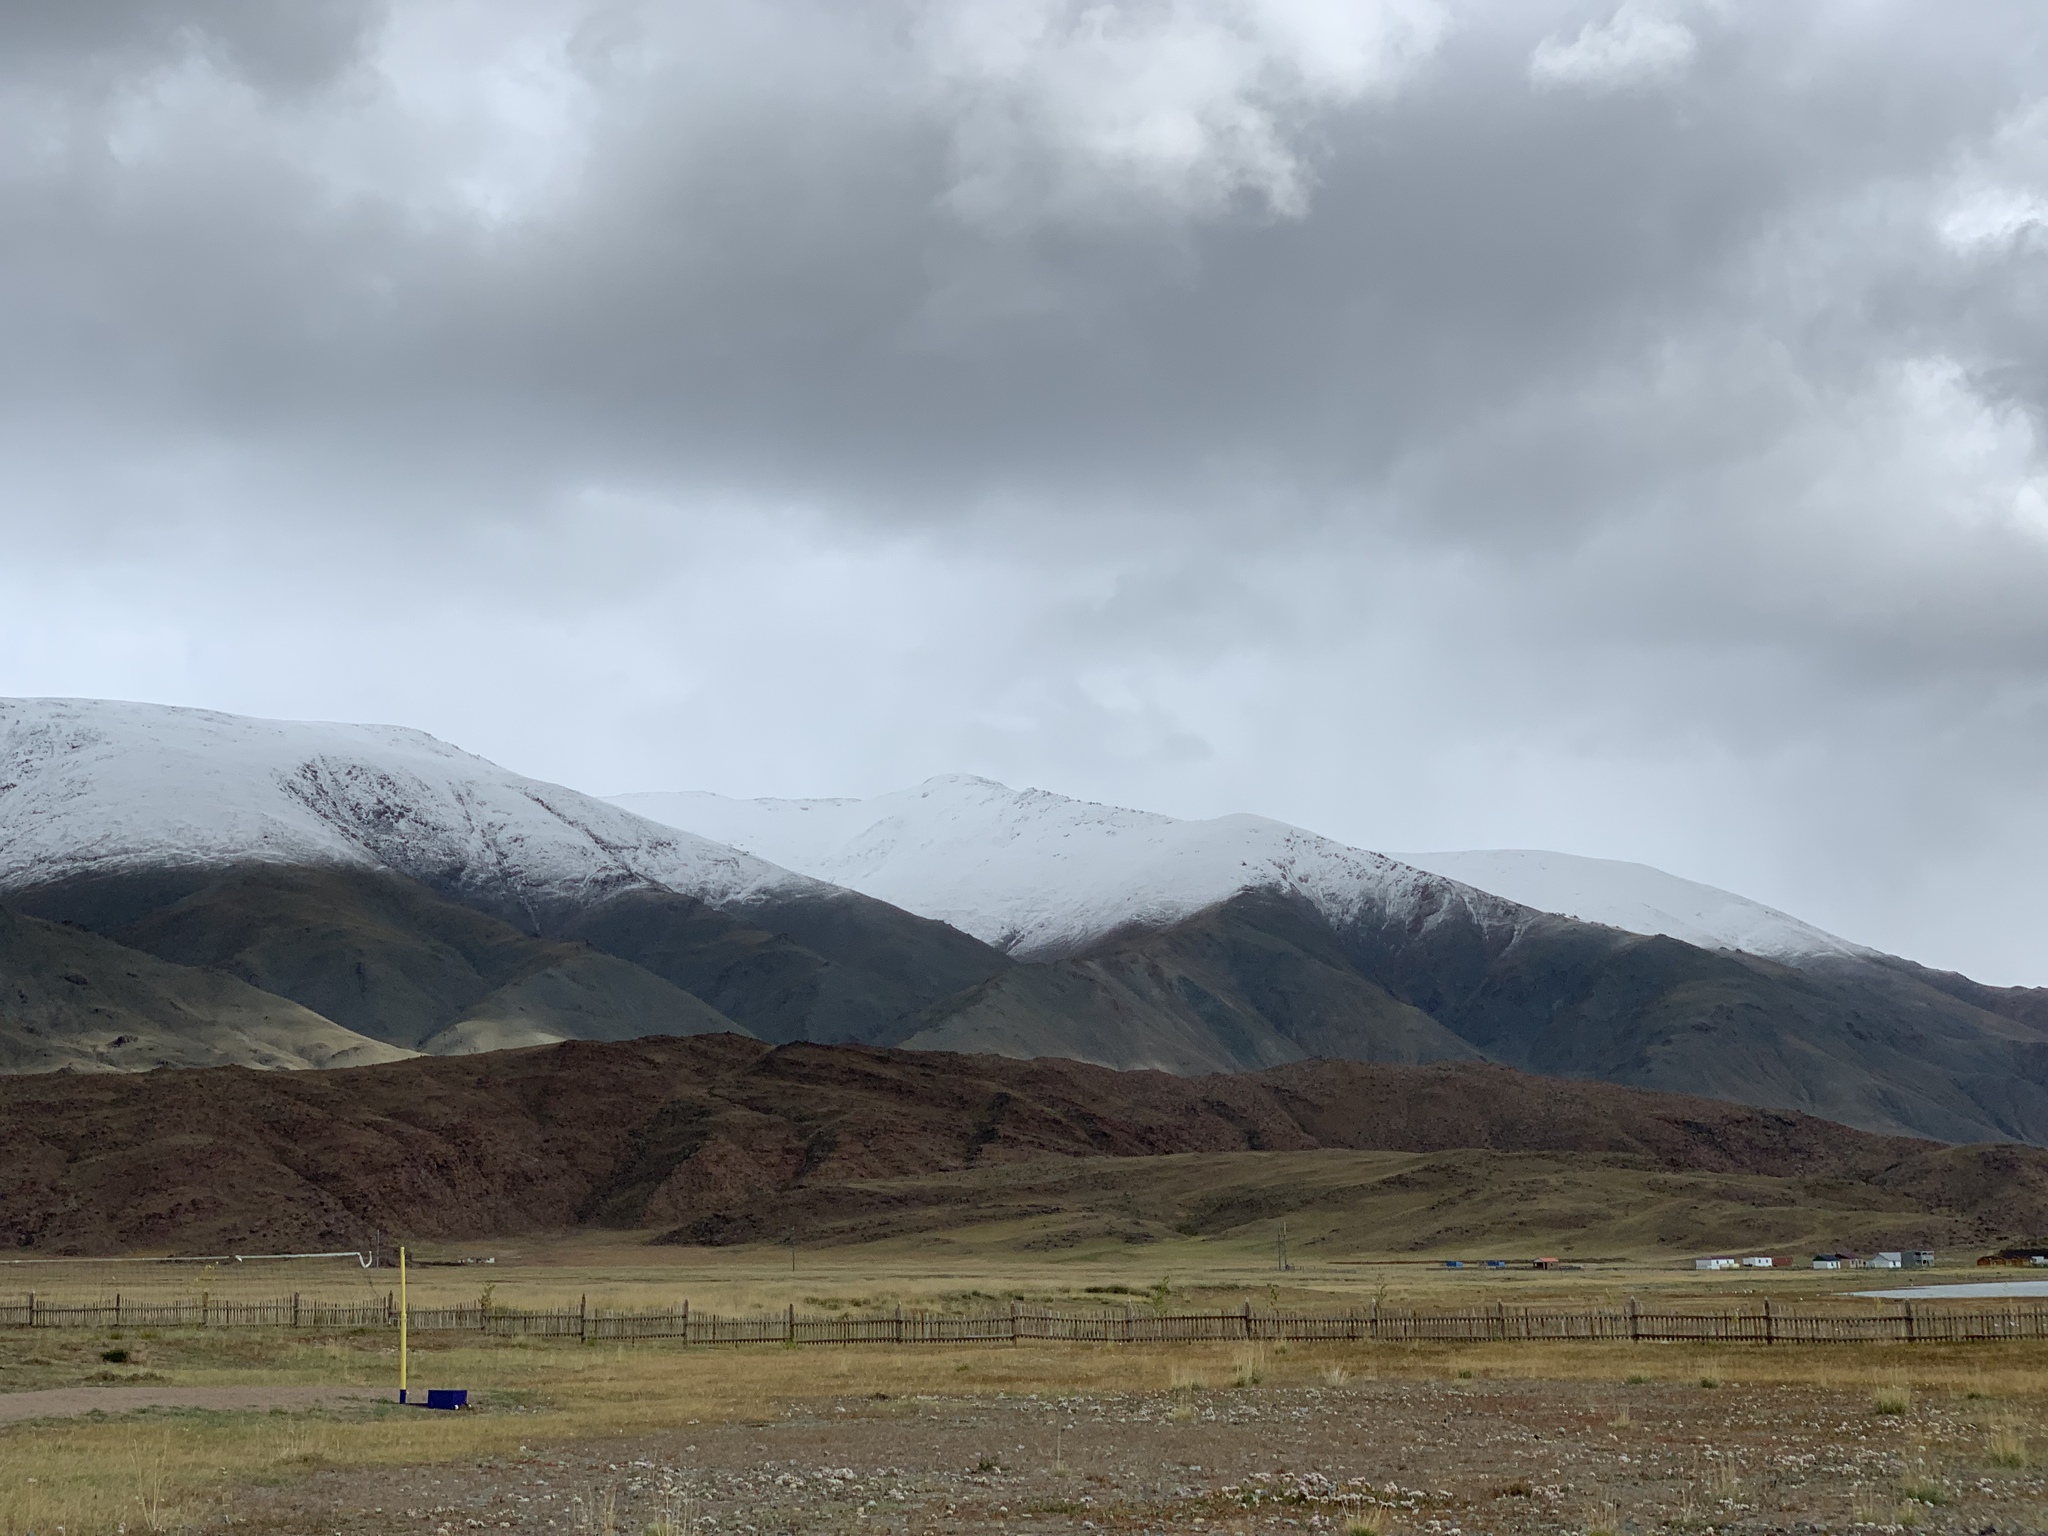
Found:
[6,1294,2048,1346]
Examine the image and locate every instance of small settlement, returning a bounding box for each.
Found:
[1697,1251,1935,1271]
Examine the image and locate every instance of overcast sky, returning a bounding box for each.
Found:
[3,0,2046,982]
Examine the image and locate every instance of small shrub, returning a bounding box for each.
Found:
[1697,1375,1720,1389]
[1456,1368,1473,1381]
[1493,1479,1532,1498]
[100,1348,129,1363]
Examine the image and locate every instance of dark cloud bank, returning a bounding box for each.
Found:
[2,0,2046,980]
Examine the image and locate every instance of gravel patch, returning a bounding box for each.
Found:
[223,1377,2048,1534]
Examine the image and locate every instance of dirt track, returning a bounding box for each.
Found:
[0,1383,388,1424]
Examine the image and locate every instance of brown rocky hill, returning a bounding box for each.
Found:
[6,1035,2046,1256]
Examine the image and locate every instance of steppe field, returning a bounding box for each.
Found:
[8,1183,2048,1536]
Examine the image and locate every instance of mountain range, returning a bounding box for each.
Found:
[4,697,2048,1146]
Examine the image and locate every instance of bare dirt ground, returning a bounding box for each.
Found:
[0,1384,386,1424]
[223,1374,2048,1535]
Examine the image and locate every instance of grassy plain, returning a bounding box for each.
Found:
[2,1145,2037,1534]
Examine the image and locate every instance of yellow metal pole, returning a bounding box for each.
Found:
[399,1246,408,1402]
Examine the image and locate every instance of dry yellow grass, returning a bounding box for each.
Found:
[0,1215,1993,1318]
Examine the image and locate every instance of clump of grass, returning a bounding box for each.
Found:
[1704,1460,1741,1504]
[1321,1363,1352,1387]
[572,1484,620,1536]
[1456,1367,1474,1380]
[1582,1497,1624,1535]
[1697,1374,1720,1389]
[1987,1422,2028,1468]
[1873,1383,1912,1415]
[1625,1372,1651,1385]
[1341,1520,1381,1536]
[1231,1344,1266,1388]
[1849,1490,1892,1527]
[1899,1476,1950,1506]
[1609,1404,1632,1428]
[643,1481,699,1536]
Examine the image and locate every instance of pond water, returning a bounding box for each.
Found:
[1851,1280,2048,1300]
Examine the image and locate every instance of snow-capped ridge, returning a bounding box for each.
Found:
[612,776,1867,963]
[1389,848,1867,962]
[0,698,816,917]
[613,776,1518,958]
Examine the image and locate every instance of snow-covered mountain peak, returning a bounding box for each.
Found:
[0,698,811,917]
[612,778,1501,958]
[613,777,1871,964]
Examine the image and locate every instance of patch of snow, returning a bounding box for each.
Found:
[0,698,813,917]
[1387,849,1868,962]
[613,776,1519,958]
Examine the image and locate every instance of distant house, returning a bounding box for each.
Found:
[1978,1248,2048,1267]
[1905,1250,1935,1268]
[1533,1257,1561,1269]
[1812,1253,1857,1270]
[1740,1256,1775,1268]
[1869,1252,1905,1269]
[1696,1257,1739,1270]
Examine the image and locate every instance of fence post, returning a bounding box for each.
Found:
[682,1299,689,1345]
[1763,1299,1775,1345]
[1242,1301,1252,1340]
[1626,1296,1640,1342]
[114,1293,121,1328]
[1010,1299,1019,1344]
[27,1292,33,1329]
[787,1303,795,1344]
[202,1291,209,1329]
[1492,1301,1505,1340]
[1902,1302,1917,1343]
[896,1304,904,1345]
[580,1294,588,1344]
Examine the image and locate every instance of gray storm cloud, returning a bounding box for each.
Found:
[0,0,2045,982]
